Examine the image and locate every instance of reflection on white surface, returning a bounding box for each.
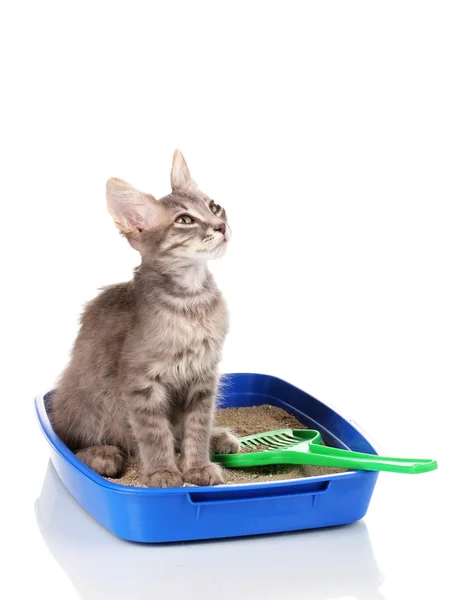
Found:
[35,461,385,600]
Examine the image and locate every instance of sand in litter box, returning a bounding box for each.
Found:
[104,405,346,487]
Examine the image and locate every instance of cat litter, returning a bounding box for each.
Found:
[103,405,345,487]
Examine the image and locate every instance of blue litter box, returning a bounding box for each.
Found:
[35,373,379,543]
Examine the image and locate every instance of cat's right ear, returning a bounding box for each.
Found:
[106,178,161,234]
[171,149,198,193]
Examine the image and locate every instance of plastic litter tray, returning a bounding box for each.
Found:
[35,372,379,543]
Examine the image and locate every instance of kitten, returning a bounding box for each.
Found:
[50,150,240,488]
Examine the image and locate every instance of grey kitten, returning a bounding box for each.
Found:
[50,150,240,488]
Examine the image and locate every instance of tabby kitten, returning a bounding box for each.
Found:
[50,150,239,487]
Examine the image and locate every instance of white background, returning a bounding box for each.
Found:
[1,1,456,599]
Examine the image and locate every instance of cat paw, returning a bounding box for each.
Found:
[76,445,124,477]
[182,462,224,486]
[143,468,183,488]
[211,429,241,454]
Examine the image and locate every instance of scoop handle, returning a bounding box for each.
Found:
[307,444,437,474]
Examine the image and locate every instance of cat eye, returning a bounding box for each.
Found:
[210,201,221,214]
[175,214,195,224]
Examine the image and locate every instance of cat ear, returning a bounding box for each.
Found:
[106,178,160,233]
[171,149,198,193]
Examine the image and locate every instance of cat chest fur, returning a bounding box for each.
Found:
[145,299,228,384]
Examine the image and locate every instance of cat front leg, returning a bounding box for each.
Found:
[180,378,224,486]
[126,379,183,488]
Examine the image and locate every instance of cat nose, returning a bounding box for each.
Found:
[213,223,226,235]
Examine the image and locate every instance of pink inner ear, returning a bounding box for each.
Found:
[108,188,159,233]
[121,207,151,231]
[124,204,158,232]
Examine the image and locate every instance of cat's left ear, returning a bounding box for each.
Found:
[171,149,198,193]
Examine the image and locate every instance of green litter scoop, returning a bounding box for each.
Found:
[212,429,438,474]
